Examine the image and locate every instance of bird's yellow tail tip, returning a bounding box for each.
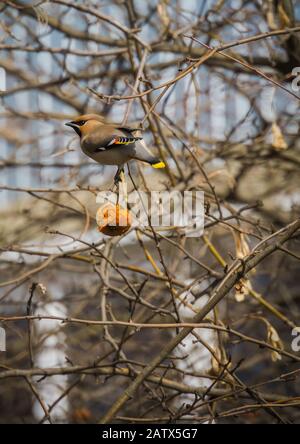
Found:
[152,161,166,169]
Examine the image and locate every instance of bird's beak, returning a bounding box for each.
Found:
[65,121,81,136]
[65,121,78,129]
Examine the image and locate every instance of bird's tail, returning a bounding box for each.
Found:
[133,154,165,169]
[133,139,165,169]
[150,158,166,169]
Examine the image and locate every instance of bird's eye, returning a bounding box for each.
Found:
[77,120,86,126]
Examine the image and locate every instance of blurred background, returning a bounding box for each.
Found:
[0,0,300,424]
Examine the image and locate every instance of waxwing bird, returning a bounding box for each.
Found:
[65,114,165,184]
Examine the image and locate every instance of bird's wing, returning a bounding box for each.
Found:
[117,126,141,133]
[93,135,142,151]
[82,126,142,153]
[104,135,142,148]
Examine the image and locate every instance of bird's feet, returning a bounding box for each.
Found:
[114,167,124,186]
[114,174,121,186]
